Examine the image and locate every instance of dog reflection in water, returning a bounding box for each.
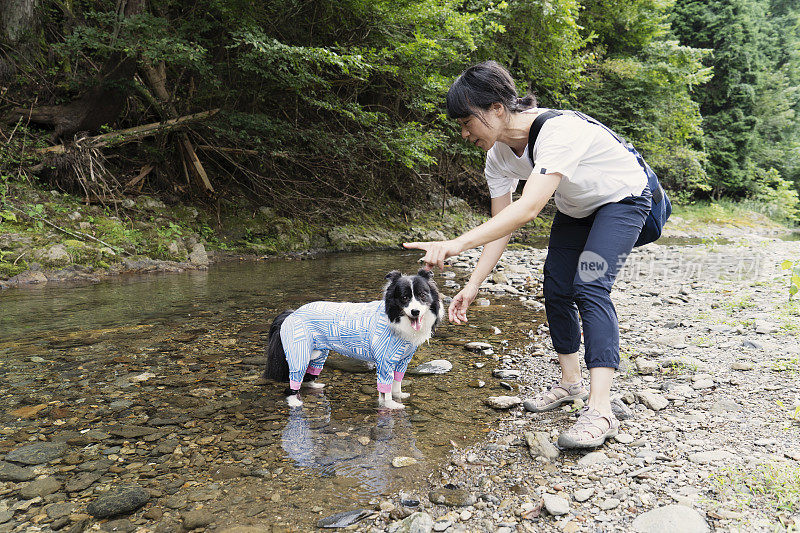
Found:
[281,394,423,498]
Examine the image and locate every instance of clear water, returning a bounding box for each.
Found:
[0,251,544,529]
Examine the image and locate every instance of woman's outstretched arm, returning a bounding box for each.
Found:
[404,172,561,270]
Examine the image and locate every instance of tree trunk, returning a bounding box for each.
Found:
[0,0,37,43]
[3,0,145,141]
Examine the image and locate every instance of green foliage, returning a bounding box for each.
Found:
[4,0,797,220]
[780,259,800,300]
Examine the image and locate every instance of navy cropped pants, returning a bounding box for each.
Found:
[543,186,652,369]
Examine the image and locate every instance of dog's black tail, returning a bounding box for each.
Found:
[265,310,293,382]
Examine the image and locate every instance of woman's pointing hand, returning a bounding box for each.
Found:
[403,239,465,271]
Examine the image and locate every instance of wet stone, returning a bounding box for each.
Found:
[464,342,492,352]
[66,471,102,493]
[101,519,135,532]
[409,359,452,375]
[485,396,522,409]
[86,485,150,518]
[183,509,215,530]
[19,476,61,499]
[5,442,68,465]
[492,369,521,379]
[317,509,371,528]
[428,485,476,507]
[0,461,36,481]
[46,501,76,519]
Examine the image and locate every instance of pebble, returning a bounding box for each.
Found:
[731,361,754,370]
[600,498,620,510]
[573,488,594,502]
[0,462,35,481]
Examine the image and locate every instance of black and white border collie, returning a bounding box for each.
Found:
[264,269,443,409]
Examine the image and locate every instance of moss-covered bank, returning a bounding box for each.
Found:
[1,178,796,289]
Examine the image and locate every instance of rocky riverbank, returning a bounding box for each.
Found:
[359,235,800,532]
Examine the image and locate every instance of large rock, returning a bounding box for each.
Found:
[393,512,434,533]
[5,442,68,465]
[542,493,569,516]
[524,432,560,461]
[636,391,669,411]
[325,353,375,373]
[485,396,522,409]
[631,504,709,533]
[86,485,150,518]
[189,243,209,266]
[43,244,71,264]
[635,358,659,375]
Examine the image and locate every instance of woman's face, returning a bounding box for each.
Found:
[456,104,504,151]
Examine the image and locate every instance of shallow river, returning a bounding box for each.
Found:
[0,251,545,529]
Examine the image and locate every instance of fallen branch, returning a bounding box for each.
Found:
[196,144,259,156]
[125,163,155,189]
[37,109,219,155]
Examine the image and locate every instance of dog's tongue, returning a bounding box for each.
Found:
[411,317,422,331]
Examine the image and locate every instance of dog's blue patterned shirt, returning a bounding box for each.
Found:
[279,300,417,392]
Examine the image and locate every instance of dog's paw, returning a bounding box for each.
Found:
[380,398,405,410]
[302,381,325,390]
[392,391,410,400]
[287,395,303,407]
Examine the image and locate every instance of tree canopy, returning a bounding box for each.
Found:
[1,0,797,220]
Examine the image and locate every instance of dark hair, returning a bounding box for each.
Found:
[446,61,537,123]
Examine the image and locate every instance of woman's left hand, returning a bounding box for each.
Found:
[403,239,464,271]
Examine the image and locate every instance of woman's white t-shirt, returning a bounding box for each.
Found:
[484,109,647,218]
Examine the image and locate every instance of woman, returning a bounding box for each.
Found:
[404,61,651,448]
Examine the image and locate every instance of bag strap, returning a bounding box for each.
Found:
[527,110,563,168]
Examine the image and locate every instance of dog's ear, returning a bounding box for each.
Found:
[416,268,432,280]
[385,270,402,283]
